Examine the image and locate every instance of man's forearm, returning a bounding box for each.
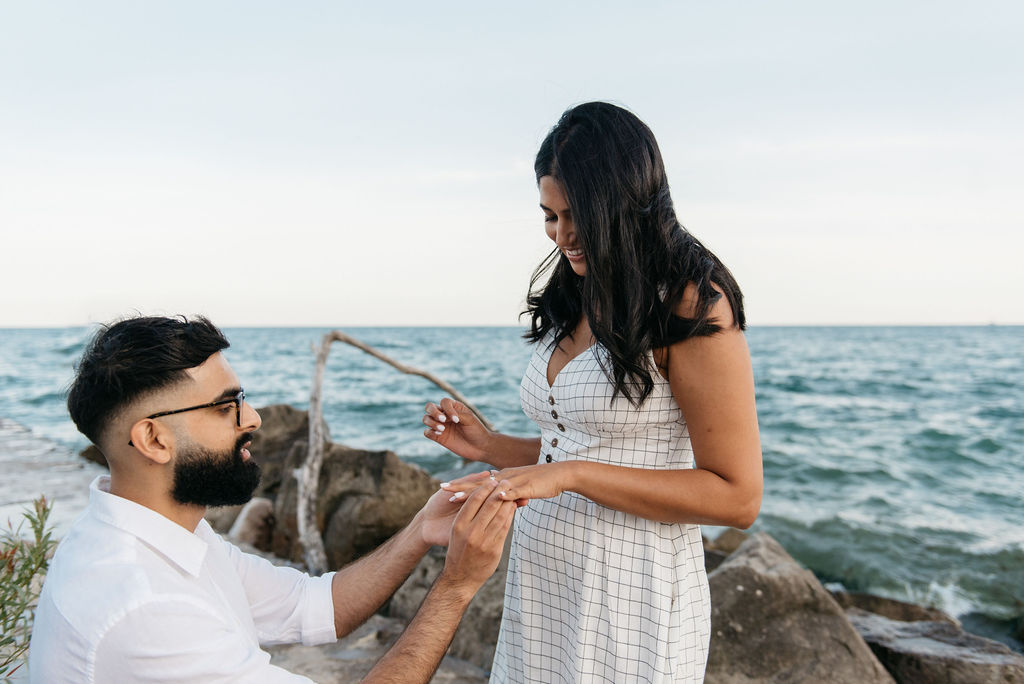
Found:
[330,514,431,638]
[360,573,473,684]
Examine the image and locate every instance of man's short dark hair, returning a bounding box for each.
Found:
[67,315,230,446]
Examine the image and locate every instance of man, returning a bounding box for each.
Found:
[29,315,515,683]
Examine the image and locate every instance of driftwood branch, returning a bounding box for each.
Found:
[320,331,494,431]
[296,329,494,575]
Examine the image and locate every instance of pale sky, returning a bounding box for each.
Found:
[2,1,1021,327]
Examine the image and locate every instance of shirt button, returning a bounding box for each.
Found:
[551,410,558,419]
[551,438,558,447]
[557,423,565,432]
[548,396,555,405]
[545,454,553,463]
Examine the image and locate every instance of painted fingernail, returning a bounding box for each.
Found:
[440,482,451,489]
[437,414,446,423]
[451,414,460,423]
[449,491,466,502]
[433,429,443,436]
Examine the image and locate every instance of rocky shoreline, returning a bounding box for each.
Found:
[81,405,1024,683]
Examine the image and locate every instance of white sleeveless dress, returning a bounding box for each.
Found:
[489,336,711,683]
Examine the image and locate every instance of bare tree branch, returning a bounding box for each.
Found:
[296,330,493,575]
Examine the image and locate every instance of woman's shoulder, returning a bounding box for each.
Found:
[671,281,739,330]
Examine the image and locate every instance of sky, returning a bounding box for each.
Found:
[1,1,1022,327]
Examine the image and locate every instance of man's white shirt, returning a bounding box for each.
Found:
[29,476,337,683]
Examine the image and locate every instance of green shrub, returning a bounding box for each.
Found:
[1,497,56,679]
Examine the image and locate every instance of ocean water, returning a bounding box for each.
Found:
[1,325,1022,645]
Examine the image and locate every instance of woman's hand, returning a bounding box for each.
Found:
[423,397,493,462]
[441,462,574,507]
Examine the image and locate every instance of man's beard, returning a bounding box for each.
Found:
[171,433,262,507]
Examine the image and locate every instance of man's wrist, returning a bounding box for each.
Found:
[432,569,478,608]
[405,511,434,555]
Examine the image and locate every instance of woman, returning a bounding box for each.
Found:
[424,102,762,683]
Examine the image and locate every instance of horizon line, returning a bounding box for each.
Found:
[1,322,1022,330]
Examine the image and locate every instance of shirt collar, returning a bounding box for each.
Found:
[88,475,209,577]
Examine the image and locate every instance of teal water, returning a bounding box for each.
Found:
[1,325,1021,643]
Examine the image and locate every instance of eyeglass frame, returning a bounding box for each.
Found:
[128,390,246,446]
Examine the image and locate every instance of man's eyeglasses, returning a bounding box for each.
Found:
[129,390,245,446]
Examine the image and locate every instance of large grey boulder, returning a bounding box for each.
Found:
[270,440,438,569]
[705,532,894,684]
[848,609,1024,683]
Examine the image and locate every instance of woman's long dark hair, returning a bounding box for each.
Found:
[524,102,746,406]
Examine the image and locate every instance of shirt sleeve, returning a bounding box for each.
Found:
[213,532,338,646]
[93,596,316,683]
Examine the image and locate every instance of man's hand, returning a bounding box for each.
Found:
[437,478,516,596]
[418,471,493,547]
[361,478,516,684]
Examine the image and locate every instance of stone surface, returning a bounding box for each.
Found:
[227,497,275,551]
[704,548,730,574]
[831,590,959,626]
[848,609,1024,683]
[270,440,438,569]
[705,532,894,684]
[707,527,749,554]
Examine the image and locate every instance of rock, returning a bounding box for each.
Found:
[248,404,328,501]
[830,590,959,626]
[270,441,438,569]
[848,609,1024,683]
[79,444,108,468]
[704,548,730,574]
[204,504,244,533]
[266,613,487,683]
[702,529,748,573]
[388,534,513,670]
[707,527,749,554]
[227,497,275,551]
[705,532,894,684]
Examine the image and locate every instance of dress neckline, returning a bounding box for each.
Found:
[544,339,596,389]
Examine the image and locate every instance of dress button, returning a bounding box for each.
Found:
[545,454,553,463]
[557,423,565,432]
[551,410,558,419]
[548,396,555,405]
[551,438,558,447]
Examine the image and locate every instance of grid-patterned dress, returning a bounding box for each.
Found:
[490,336,711,683]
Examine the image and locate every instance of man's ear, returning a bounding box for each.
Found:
[129,419,173,465]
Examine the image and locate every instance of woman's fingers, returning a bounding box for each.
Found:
[424,400,460,440]
[440,470,493,498]
[438,397,462,424]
